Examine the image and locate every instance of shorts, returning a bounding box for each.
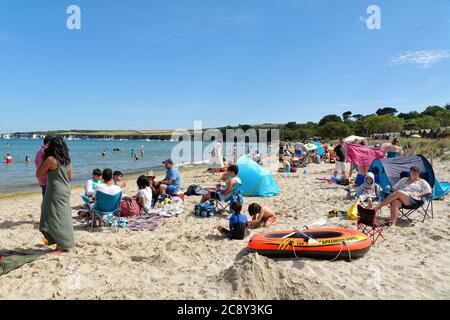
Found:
[335,161,346,172]
[409,196,424,207]
[167,185,180,195]
[267,215,277,224]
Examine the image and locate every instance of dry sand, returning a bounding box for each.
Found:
[1,160,449,300]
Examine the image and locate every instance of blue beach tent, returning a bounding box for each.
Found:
[311,141,325,156]
[369,155,449,200]
[236,156,280,197]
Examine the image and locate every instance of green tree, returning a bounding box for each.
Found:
[342,111,352,121]
[352,114,364,121]
[435,110,450,127]
[285,122,298,130]
[404,119,418,130]
[415,116,440,129]
[319,114,342,126]
[422,105,444,117]
[376,107,398,116]
[445,103,450,111]
[364,115,404,134]
[318,122,352,139]
[398,111,420,120]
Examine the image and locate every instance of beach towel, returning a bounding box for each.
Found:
[345,144,385,167]
[0,251,44,277]
[127,214,164,231]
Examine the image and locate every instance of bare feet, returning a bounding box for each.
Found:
[48,248,69,256]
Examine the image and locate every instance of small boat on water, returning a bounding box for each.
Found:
[247,228,372,260]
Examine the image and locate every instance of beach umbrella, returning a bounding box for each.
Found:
[304,143,318,151]
[411,134,421,139]
[343,135,368,144]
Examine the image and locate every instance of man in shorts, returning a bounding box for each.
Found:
[333,139,346,178]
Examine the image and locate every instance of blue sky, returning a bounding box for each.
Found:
[1,0,449,132]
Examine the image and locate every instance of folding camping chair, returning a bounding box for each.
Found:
[398,171,434,223]
[86,191,122,231]
[210,189,244,214]
[357,205,387,244]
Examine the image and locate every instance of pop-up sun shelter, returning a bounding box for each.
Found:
[236,156,280,197]
[369,154,449,200]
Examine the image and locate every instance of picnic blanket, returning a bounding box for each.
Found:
[127,214,164,231]
[0,251,44,277]
[345,143,385,167]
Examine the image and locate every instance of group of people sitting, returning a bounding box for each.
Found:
[80,158,183,225]
[278,142,334,173]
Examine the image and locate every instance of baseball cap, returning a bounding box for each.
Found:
[162,159,173,165]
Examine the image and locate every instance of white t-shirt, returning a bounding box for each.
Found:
[138,187,153,211]
[219,176,242,201]
[393,178,432,199]
[85,179,100,196]
[93,183,122,198]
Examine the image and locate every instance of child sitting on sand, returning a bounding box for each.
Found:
[218,202,248,240]
[135,175,153,214]
[354,172,382,208]
[248,203,277,228]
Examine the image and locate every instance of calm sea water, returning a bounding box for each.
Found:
[0,139,211,194]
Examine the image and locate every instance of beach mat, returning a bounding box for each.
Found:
[0,251,44,277]
[127,214,164,231]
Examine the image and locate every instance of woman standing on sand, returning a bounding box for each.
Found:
[36,137,74,254]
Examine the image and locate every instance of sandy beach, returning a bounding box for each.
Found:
[1,160,449,300]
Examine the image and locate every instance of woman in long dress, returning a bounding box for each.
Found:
[36,137,74,254]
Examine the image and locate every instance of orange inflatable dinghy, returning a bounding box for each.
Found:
[247,228,371,260]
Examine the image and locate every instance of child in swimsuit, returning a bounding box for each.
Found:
[248,203,277,228]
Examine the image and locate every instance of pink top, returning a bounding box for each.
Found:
[35,147,47,186]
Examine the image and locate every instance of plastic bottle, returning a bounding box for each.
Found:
[385,185,391,194]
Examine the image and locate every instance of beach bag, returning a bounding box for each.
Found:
[120,198,140,217]
[194,203,217,218]
[185,184,208,196]
[347,204,359,220]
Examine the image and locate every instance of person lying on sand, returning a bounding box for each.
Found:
[247,203,277,228]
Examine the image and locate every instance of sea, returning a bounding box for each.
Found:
[0,138,214,194]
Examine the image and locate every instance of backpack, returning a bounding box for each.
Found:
[185,184,208,196]
[120,198,140,217]
[194,203,217,218]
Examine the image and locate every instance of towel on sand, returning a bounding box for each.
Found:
[127,214,164,231]
[0,251,44,277]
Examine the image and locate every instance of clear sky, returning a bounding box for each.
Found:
[1,0,449,132]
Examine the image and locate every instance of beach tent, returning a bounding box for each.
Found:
[304,143,318,151]
[369,155,449,200]
[236,156,280,197]
[311,141,325,156]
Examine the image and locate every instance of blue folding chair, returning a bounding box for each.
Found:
[88,191,122,231]
[211,183,244,214]
[398,171,434,223]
